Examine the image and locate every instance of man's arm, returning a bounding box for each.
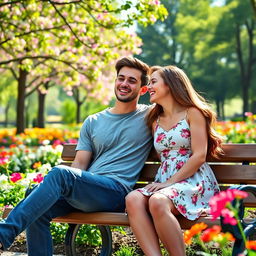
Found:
[71,150,92,170]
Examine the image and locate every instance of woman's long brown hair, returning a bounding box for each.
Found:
[146,65,223,158]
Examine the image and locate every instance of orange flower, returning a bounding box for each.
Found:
[184,223,208,245]
[33,161,42,169]
[246,241,256,251]
[201,225,221,242]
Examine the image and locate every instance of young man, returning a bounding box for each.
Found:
[0,57,152,255]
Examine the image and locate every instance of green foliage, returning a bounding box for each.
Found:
[0,184,25,206]
[50,223,68,244]
[114,246,137,256]
[75,225,101,246]
[60,99,76,124]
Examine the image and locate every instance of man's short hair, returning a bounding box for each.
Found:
[115,57,149,86]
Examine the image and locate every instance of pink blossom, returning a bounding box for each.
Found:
[0,156,9,165]
[221,208,237,225]
[178,148,188,156]
[209,189,248,220]
[177,204,187,214]
[33,173,44,183]
[156,133,166,143]
[191,194,198,205]
[176,161,185,170]
[181,129,190,138]
[244,112,253,117]
[162,149,170,158]
[10,173,22,183]
[161,161,168,174]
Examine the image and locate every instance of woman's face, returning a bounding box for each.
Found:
[147,70,170,104]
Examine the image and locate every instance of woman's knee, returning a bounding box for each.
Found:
[148,194,171,217]
[125,191,146,213]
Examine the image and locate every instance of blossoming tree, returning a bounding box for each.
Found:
[0,0,168,133]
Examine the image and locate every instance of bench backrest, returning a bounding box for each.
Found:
[61,143,256,207]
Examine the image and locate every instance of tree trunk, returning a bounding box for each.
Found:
[76,102,82,124]
[221,100,225,121]
[4,101,10,127]
[235,20,255,117]
[37,90,46,128]
[215,98,221,119]
[16,67,28,134]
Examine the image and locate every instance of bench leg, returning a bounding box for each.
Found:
[64,224,113,256]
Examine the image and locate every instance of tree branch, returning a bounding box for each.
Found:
[49,1,91,48]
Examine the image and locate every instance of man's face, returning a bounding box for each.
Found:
[114,66,142,103]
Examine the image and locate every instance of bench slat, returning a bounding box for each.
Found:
[61,143,256,162]
[138,164,256,184]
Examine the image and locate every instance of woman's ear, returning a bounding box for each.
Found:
[140,86,148,96]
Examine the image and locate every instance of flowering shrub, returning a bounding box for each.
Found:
[215,113,256,143]
[0,127,79,146]
[0,143,62,207]
[184,189,256,256]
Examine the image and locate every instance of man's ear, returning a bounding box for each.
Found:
[140,86,148,96]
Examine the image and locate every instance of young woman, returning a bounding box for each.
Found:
[125,65,223,256]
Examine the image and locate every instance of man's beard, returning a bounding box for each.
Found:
[114,88,139,102]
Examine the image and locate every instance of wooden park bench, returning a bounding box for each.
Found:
[3,143,256,255]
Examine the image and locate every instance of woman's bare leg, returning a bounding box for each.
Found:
[149,193,186,256]
[126,191,162,256]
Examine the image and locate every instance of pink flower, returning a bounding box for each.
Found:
[33,173,44,183]
[209,189,248,220]
[156,133,166,143]
[10,173,22,183]
[176,161,185,170]
[181,129,190,138]
[244,112,253,117]
[162,149,170,158]
[221,208,237,225]
[0,156,9,165]
[191,194,198,205]
[161,161,168,174]
[178,148,188,156]
[177,204,187,214]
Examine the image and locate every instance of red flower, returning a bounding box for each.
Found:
[10,173,22,183]
[33,173,44,183]
[246,241,256,251]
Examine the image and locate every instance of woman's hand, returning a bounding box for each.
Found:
[144,182,171,193]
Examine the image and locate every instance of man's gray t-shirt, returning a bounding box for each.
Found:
[76,104,152,192]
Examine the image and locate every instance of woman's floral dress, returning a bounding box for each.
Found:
[139,118,219,220]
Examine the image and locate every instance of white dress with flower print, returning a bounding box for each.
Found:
[139,118,219,220]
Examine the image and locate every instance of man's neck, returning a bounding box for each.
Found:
[109,101,138,114]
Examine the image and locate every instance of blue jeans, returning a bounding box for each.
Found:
[0,165,127,256]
